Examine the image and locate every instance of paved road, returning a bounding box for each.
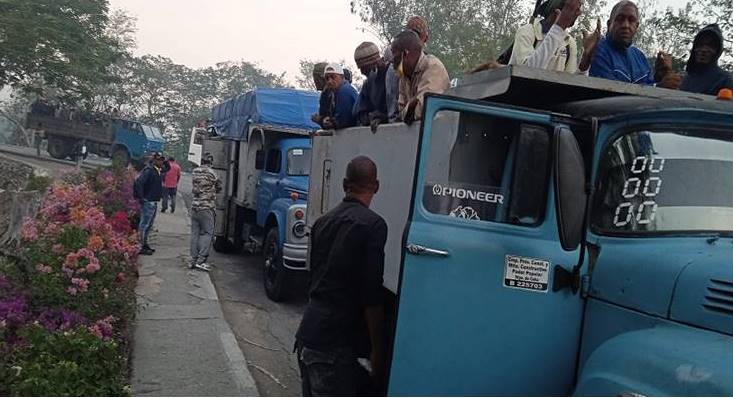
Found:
[178,175,308,396]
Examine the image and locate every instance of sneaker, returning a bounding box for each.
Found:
[139,248,154,256]
[171,208,175,214]
[194,263,211,272]
[161,209,167,213]
[143,245,156,252]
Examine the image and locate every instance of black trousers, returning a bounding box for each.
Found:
[161,187,177,211]
[296,344,374,397]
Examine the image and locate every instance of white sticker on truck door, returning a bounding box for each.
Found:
[504,255,550,293]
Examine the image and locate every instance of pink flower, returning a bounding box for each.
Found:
[64,253,79,267]
[20,219,38,241]
[67,287,78,296]
[71,278,90,292]
[51,244,65,254]
[85,261,100,274]
[35,264,52,274]
[88,316,115,340]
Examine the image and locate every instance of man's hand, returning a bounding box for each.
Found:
[655,51,674,82]
[657,72,682,90]
[321,117,336,130]
[579,17,602,71]
[403,98,419,125]
[369,111,387,134]
[555,0,582,30]
[310,113,322,125]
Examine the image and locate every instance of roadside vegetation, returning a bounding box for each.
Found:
[0,165,139,395]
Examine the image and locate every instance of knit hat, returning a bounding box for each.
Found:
[406,16,429,41]
[312,62,328,79]
[354,42,381,69]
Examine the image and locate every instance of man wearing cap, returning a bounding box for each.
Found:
[392,30,450,125]
[354,42,391,130]
[509,0,600,73]
[134,153,164,255]
[319,63,358,130]
[406,16,429,46]
[189,153,222,272]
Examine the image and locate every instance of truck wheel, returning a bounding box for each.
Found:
[213,236,232,253]
[47,136,70,159]
[263,227,288,302]
[112,147,131,167]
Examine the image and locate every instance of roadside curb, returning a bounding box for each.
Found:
[0,145,98,170]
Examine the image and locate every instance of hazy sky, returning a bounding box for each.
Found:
[110,0,689,84]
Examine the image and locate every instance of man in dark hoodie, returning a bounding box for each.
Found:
[680,24,733,96]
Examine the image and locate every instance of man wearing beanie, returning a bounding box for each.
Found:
[354,42,391,130]
[406,16,429,45]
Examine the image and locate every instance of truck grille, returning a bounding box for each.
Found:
[703,279,733,316]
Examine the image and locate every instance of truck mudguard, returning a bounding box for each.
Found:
[266,198,294,248]
[575,322,733,396]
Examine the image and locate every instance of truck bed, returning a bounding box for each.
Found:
[25,114,115,144]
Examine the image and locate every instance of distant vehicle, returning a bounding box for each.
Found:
[204,88,319,301]
[308,66,733,396]
[187,123,207,167]
[26,112,165,166]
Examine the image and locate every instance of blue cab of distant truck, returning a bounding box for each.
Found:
[202,88,319,302]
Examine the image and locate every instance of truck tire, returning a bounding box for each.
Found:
[263,227,288,302]
[213,236,232,253]
[112,147,131,167]
[47,136,71,159]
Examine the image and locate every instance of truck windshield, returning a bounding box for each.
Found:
[287,148,311,176]
[142,125,163,140]
[593,129,733,234]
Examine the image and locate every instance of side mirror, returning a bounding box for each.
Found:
[255,150,265,170]
[554,127,587,251]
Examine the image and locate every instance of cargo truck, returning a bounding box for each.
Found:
[307,66,733,396]
[204,88,319,301]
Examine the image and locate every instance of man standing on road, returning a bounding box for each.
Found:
[134,152,164,255]
[161,156,181,214]
[296,156,387,396]
[190,153,222,272]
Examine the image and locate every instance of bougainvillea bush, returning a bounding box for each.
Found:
[0,165,139,396]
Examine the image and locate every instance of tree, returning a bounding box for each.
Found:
[0,0,123,102]
[351,0,529,76]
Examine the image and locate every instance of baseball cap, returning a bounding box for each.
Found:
[323,63,344,76]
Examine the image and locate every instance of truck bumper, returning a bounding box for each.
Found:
[282,242,308,270]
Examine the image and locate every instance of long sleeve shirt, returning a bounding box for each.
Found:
[398,53,450,122]
[589,36,654,85]
[331,81,358,129]
[509,20,579,73]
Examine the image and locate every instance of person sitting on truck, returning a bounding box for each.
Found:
[134,152,164,256]
[161,156,181,214]
[311,62,332,127]
[295,155,387,396]
[189,153,222,272]
[354,42,391,129]
[318,63,358,130]
[392,30,450,124]
[589,0,680,88]
[680,24,733,96]
[383,47,401,123]
[406,15,429,47]
[508,0,601,74]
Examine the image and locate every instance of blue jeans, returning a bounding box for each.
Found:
[138,200,158,246]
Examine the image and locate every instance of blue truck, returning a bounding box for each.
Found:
[307,66,733,395]
[25,113,165,166]
[203,88,319,301]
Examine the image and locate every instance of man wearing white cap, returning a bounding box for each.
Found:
[320,63,358,130]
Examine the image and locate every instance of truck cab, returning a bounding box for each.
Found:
[307,67,733,396]
[204,88,320,302]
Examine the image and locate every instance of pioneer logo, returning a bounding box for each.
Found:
[431,184,504,204]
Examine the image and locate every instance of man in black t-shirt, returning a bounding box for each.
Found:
[295,156,388,396]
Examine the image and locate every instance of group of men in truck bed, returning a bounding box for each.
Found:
[312,0,732,135]
[296,0,732,396]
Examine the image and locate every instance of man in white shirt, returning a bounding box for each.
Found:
[509,0,600,74]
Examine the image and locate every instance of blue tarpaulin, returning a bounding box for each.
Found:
[211,88,320,141]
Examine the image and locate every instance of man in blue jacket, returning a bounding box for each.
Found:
[590,0,679,88]
[319,63,358,130]
[134,153,164,255]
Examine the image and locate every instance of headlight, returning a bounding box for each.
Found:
[292,221,306,239]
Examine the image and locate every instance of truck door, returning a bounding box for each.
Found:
[389,96,585,396]
[256,147,282,226]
